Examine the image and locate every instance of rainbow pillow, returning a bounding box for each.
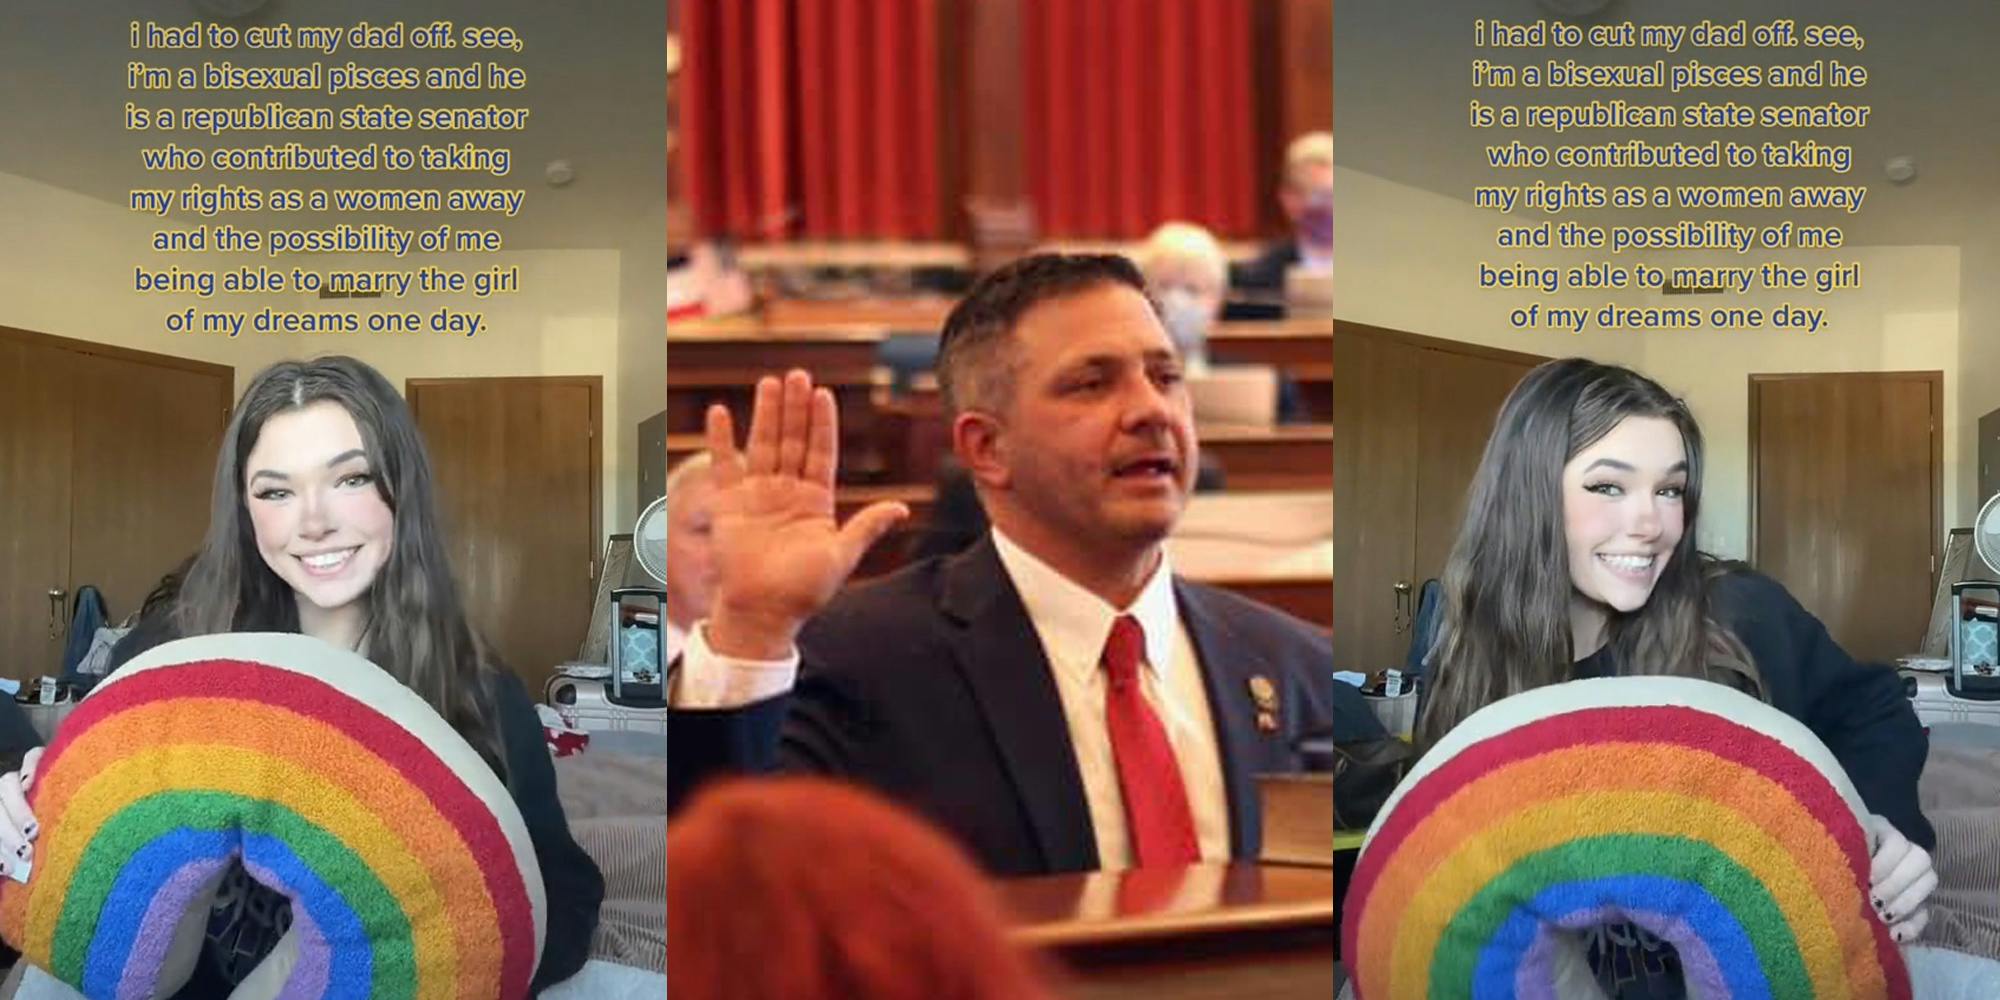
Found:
[0,633,547,1000]
[1341,676,1910,999]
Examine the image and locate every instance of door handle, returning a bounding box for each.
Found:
[47,588,67,640]
[1393,580,1413,635]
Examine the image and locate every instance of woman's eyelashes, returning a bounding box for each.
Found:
[1582,480,1687,499]
[251,470,372,502]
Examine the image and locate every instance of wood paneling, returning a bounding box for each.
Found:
[1199,423,1332,491]
[1413,351,1533,585]
[0,326,230,682]
[67,351,230,626]
[1332,330,1418,670]
[410,377,602,696]
[1334,324,1544,672]
[0,339,74,679]
[1751,372,1941,663]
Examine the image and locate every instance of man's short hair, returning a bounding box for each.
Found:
[935,253,1150,416]
[1284,131,1333,190]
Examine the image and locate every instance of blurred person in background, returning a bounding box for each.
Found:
[667,777,1061,1000]
[1231,131,1332,305]
[665,451,718,664]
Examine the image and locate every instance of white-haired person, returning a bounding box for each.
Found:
[1233,130,1332,303]
[1134,221,1230,371]
[664,451,717,664]
[1137,221,1308,424]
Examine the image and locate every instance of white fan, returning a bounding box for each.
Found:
[634,494,669,586]
[1977,493,2000,577]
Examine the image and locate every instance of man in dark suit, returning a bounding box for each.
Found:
[1228,131,1332,318]
[668,253,1335,876]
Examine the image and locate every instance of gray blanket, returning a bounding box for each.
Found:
[553,751,666,973]
[1917,737,2000,957]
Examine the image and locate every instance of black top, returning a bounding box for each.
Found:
[1572,569,1933,850]
[667,537,1337,876]
[1573,570,1933,1000]
[73,615,606,996]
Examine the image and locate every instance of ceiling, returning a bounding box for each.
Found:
[0,0,667,250]
[1336,0,2000,247]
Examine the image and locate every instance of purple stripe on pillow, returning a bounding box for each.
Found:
[118,857,226,1000]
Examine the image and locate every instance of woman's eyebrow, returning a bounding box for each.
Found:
[326,449,368,468]
[1581,458,1689,475]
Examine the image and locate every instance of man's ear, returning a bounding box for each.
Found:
[952,411,1010,491]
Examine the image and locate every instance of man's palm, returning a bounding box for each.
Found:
[712,474,852,621]
[702,371,907,654]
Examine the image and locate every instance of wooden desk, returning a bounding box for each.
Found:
[758,296,955,330]
[668,325,891,479]
[999,862,1335,1000]
[1209,320,1332,422]
[1199,423,1332,491]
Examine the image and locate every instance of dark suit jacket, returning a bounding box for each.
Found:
[668,537,1335,876]
[1223,240,1303,321]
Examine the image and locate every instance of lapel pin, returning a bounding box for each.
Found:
[1249,676,1279,733]
[1249,675,1277,710]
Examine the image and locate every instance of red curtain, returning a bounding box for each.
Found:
[1023,0,1257,239]
[679,0,942,241]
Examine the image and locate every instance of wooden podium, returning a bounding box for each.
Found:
[998,862,1335,1000]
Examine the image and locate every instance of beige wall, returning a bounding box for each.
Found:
[1331,166,1645,367]
[1335,166,1971,561]
[1960,209,2000,517]
[0,169,647,551]
[1633,246,1962,559]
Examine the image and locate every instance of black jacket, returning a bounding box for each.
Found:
[668,537,1336,875]
[96,617,605,995]
[1574,569,1934,851]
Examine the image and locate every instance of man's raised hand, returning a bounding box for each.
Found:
[701,369,908,659]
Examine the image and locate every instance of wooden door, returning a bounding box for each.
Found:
[1413,351,1533,586]
[1333,328,1418,670]
[67,351,231,624]
[1979,406,2000,510]
[1751,372,1941,663]
[409,378,602,696]
[0,339,74,678]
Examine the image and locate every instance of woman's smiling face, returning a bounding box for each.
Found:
[243,401,395,619]
[1562,415,1688,614]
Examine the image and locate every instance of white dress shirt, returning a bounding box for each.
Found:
[665,619,688,668]
[670,528,1232,869]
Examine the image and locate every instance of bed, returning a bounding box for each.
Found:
[551,749,668,976]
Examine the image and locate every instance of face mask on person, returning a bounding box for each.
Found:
[1158,287,1210,358]
[1297,188,1333,250]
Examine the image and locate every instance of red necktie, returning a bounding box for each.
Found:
[1101,615,1200,866]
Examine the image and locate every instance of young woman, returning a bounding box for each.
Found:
[0,356,604,995]
[1414,358,1943,995]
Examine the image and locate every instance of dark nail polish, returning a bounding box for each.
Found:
[14,845,24,859]
[22,824,34,840]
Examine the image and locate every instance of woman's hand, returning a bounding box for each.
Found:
[0,747,43,882]
[1868,813,1937,944]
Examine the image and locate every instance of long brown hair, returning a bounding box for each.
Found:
[174,356,507,779]
[1414,358,1760,751]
